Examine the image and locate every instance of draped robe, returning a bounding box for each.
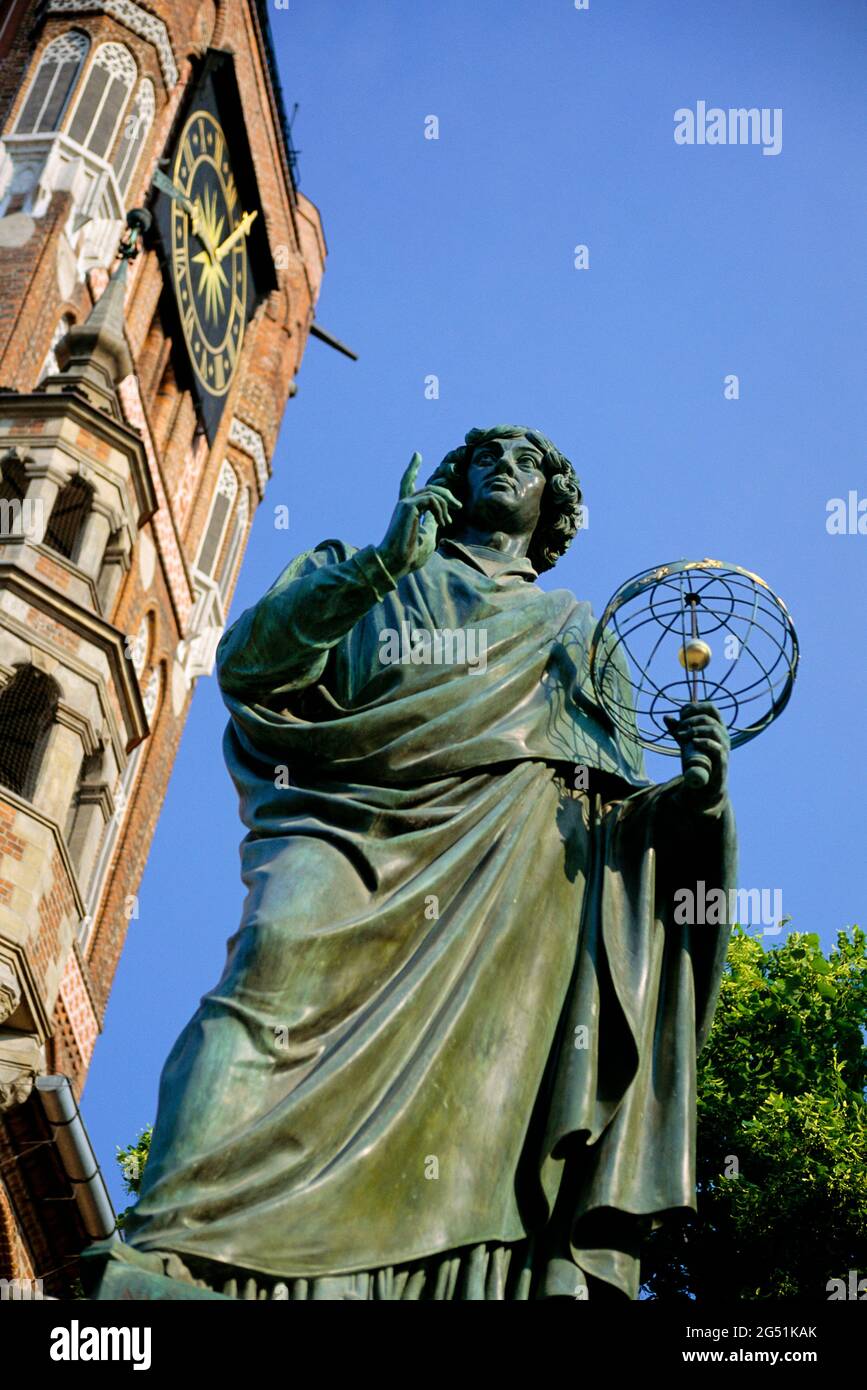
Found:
[124,538,736,1299]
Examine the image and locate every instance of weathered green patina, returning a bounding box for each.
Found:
[98,427,736,1300]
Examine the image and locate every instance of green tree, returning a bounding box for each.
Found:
[114,1125,152,1230]
[641,926,867,1300]
[116,931,867,1296]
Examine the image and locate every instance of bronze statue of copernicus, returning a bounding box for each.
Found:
[117,426,735,1300]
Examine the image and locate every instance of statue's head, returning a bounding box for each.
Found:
[426,425,582,573]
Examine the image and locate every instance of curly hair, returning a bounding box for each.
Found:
[424,424,583,574]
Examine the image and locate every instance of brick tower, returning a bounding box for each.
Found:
[0,0,326,1294]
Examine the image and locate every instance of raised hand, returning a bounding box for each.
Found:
[376,453,462,581]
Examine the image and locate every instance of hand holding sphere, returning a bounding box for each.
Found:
[589,560,799,797]
[663,700,730,796]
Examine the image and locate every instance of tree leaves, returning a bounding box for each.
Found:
[641,925,867,1300]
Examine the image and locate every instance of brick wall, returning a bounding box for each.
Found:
[0,0,324,1079]
[0,1180,36,1282]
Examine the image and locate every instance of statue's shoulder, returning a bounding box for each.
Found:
[310,537,356,560]
[546,586,595,629]
[281,538,356,576]
[259,539,359,600]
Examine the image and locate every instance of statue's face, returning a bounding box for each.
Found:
[464,435,546,537]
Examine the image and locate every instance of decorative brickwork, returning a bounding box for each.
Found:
[0,1182,36,1281]
[45,0,179,90]
[0,0,325,1281]
[118,373,195,626]
[51,989,84,1080]
[58,949,98,1071]
[31,850,76,995]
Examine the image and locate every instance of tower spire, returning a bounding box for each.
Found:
[43,209,151,417]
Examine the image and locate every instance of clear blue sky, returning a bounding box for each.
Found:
[86,0,866,1209]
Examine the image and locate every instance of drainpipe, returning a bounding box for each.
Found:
[35,1074,118,1243]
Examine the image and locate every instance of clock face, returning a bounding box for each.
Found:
[169,108,249,399]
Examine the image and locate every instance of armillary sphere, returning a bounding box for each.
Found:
[589,559,799,787]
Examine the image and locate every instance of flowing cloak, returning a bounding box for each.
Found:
[124,538,736,1299]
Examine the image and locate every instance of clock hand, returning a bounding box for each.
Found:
[215,209,258,263]
[152,169,217,260]
[193,209,218,263]
[152,168,197,223]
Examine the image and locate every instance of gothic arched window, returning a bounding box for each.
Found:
[14,30,89,135]
[218,486,250,603]
[44,475,92,561]
[112,77,154,195]
[0,666,60,800]
[67,42,136,161]
[197,461,238,578]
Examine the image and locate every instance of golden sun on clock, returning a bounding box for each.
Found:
[170,108,252,398]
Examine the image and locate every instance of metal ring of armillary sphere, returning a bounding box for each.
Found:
[588,559,799,762]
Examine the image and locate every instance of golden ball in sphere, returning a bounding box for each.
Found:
[679,639,713,672]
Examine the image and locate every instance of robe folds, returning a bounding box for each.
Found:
[125,538,736,1299]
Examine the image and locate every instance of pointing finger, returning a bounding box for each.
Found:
[399,452,423,500]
